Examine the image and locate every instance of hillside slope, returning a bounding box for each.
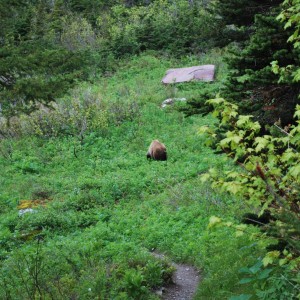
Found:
[0,53,262,299]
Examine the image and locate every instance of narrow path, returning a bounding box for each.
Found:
[152,253,200,300]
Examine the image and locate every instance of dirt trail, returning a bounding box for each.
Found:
[152,253,200,300]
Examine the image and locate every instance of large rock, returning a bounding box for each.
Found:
[162,65,215,84]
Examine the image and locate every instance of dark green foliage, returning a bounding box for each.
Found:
[224,10,300,128]
[0,0,108,118]
[212,0,283,45]
[185,0,300,129]
[214,0,282,27]
[0,41,93,117]
[178,85,216,117]
[105,0,220,57]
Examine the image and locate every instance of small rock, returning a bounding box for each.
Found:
[161,98,187,108]
[155,287,165,296]
[18,208,36,216]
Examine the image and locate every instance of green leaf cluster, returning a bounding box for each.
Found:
[200,97,300,298]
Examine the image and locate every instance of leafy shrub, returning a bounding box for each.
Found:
[0,85,143,140]
[0,52,261,299]
[200,98,300,298]
[105,0,220,57]
[0,232,174,299]
[196,223,264,299]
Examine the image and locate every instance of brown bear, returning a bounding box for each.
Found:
[146,140,167,161]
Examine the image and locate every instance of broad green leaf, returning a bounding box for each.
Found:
[198,126,210,134]
[225,182,241,194]
[249,261,263,274]
[239,278,254,284]
[289,165,300,178]
[281,150,296,162]
[200,173,210,183]
[271,60,279,74]
[220,135,242,149]
[279,258,288,266]
[254,137,269,152]
[236,115,253,127]
[235,230,244,237]
[208,216,222,229]
[294,108,300,119]
[257,268,273,279]
[284,20,292,29]
[263,251,280,266]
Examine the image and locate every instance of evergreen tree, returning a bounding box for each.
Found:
[183,0,300,130]
[223,4,300,128]
[0,0,102,118]
[212,0,282,45]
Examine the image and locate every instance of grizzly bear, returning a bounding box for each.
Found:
[146,140,167,161]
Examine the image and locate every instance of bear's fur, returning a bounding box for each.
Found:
[146,140,167,161]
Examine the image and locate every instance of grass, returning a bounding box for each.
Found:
[0,51,264,299]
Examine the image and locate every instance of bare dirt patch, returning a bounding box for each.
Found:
[152,252,200,300]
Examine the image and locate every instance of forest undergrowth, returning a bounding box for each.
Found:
[0,52,277,299]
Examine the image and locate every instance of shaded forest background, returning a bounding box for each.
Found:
[1,0,299,124]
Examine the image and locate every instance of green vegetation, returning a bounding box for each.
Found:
[0,52,263,299]
[0,0,219,118]
[200,97,300,299]
[1,0,300,299]
[186,0,300,129]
